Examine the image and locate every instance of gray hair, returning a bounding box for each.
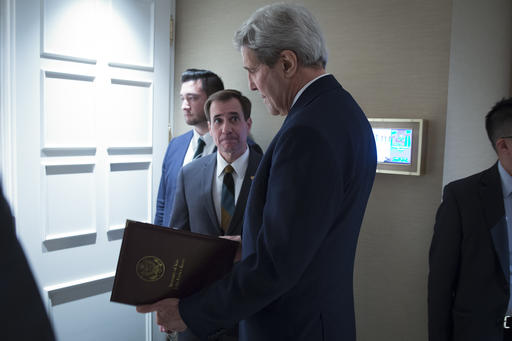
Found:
[234,3,328,68]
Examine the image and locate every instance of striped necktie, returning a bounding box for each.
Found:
[221,165,235,232]
[192,138,205,159]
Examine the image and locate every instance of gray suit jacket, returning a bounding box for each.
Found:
[169,148,261,341]
[169,148,262,236]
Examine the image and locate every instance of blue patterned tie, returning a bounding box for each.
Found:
[221,165,235,232]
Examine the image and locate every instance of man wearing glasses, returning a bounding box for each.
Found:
[429,97,512,341]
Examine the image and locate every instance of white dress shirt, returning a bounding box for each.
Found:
[182,129,215,166]
[291,73,330,108]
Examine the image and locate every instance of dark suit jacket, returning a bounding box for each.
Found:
[179,75,377,341]
[155,131,262,228]
[1,186,55,340]
[428,163,508,341]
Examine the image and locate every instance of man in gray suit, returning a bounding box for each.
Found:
[169,89,262,341]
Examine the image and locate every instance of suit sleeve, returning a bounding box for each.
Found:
[180,126,344,338]
[169,168,190,231]
[247,138,263,156]
[428,184,462,341]
[154,145,170,226]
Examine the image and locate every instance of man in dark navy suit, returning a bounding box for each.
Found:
[138,4,377,340]
[429,98,512,341]
[1,184,55,340]
[154,69,225,227]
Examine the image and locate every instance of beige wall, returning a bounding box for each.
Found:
[443,0,512,185]
[173,1,452,340]
[172,1,283,149]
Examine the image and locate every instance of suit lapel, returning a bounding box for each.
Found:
[484,164,509,282]
[178,130,193,163]
[226,150,259,235]
[491,217,509,282]
[202,156,222,233]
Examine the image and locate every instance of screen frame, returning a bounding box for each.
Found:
[368,118,427,176]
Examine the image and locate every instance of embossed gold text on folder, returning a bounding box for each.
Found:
[110,220,238,305]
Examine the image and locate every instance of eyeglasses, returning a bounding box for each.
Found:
[501,136,512,139]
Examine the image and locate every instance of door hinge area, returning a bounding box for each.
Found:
[170,16,174,46]
[168,124,173,142]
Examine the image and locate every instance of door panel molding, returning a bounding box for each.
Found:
[42,147,97,157]
[108,62,154,72]
[107,146,153,155]
[43,230,97,251]
[45,272,115,306]
[41,51,97,65]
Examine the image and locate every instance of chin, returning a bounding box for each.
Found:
[186,118,203,126]
[265,105,281,116]
[220,146,238,154]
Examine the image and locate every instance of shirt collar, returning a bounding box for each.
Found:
[291,73,330,108]
[498,161,512,198]
[216,146,250,178]
[192,129,213,147]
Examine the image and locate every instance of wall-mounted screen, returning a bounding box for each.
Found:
[368,118,427,176]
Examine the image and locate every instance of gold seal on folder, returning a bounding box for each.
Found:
[136,256,165,282]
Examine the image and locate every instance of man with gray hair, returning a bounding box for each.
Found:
[137,4,377,340]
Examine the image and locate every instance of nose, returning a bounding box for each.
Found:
[248,75,257,91]
[221,121,233,134]
[181,98,190,110]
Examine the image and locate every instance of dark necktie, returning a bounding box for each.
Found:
[221,165,235,232]
[192,138,205,159]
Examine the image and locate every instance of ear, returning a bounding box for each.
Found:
[207,121,212,132]
[496,138,512,174]
[246,117,253,131]
[496,138,506,150]
[496,138,512,157]
[279,50,298,78]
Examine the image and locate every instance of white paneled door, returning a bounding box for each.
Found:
[13,0,171,340]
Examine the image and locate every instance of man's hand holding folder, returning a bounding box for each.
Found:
[110,220,239,306]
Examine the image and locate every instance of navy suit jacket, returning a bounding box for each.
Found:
[1,186,55,340]
[155,130,194,227]
[428,163,508,341]
[179,75,377,341]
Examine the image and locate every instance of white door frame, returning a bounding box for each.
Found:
[0,0,17,210]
